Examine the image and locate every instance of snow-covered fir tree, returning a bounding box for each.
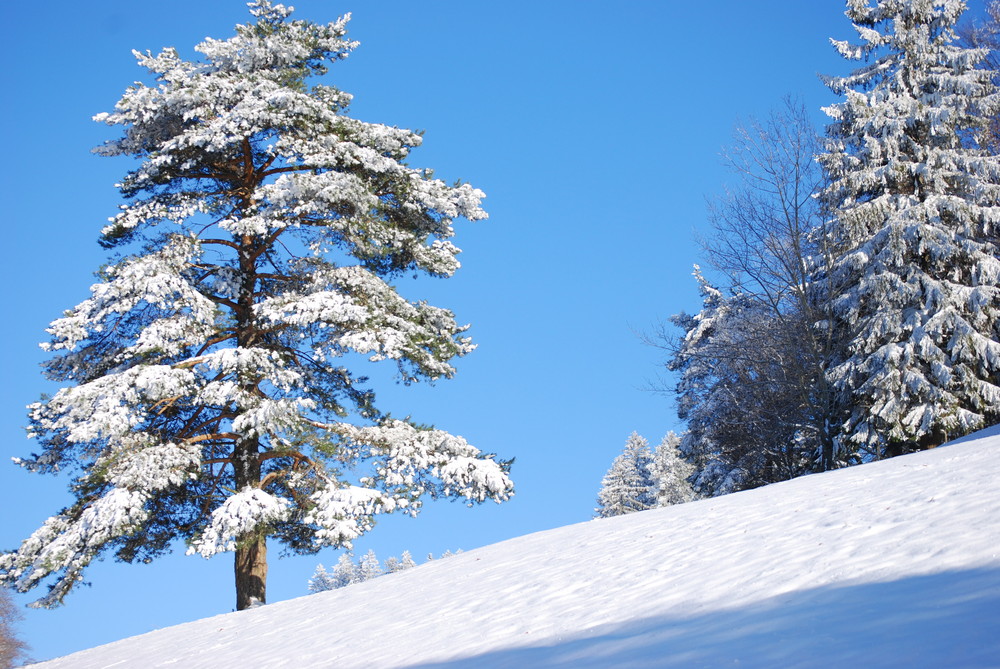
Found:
[398,550,417,570]
[0,1,513,611]
[310,548,419,592]
[649,432,696,507]
[384,550,416,574]
[307,564,339,594]
[356,550,383,582]
[595,433,657,518]
[818,0,1000,459]
[330,553,360,589]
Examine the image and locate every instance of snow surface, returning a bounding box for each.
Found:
[29,428,1000,668]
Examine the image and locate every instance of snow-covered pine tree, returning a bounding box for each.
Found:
[649,432,696,507]
[818,0,1000,459]
[0,1,513,611]
[594,433,657,518]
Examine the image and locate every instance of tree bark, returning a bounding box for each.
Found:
[232,432,266,610]
[232,147,270,612]
[235,534,267,610]
[231,418,266,610]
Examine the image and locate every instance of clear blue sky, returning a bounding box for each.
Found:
[0,0,989,661]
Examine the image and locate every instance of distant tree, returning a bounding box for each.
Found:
[817,0,1000,459]
[356,550,384,582]
[649,432,696,507]
[307,564,339,594]
[0,589,28,669]
[0,1,513,612]
[331,553,360,590]
[310,548,419,592]
[384,550,417,574]
[595,433,657,518]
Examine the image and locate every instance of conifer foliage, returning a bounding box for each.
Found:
[594,433,659,518]
[308,548,418,593]
[649,432,696,507]
[818,0,1000,459]
[595,432,696,517]
[0,1,513,611]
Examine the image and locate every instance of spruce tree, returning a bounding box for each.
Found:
[594,433,657,518]
[356,550,384,582]
[384,549,417,573]
[818,0,1000,459]
[649,432,696,507]
[331,553,359,589]
[307,564,338,594]
[0,1,512,610]
[396,550,417,572]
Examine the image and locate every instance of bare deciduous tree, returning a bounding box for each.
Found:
[0,589,28,669]
[660,99,846,497]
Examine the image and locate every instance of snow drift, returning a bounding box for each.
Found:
[31,428,1000,668]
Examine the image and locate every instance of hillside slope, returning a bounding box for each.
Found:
[33,428,1000,668]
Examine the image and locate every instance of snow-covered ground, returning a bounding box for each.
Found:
[30,427,1000,668]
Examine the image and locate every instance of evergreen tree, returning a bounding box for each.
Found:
[307,564,338,594]
[383,556,402,573]
[649,432,696,507]
[331,552,359,589]
[818,0,1000,459]
[0,1,513,611]
[356,550,384,582]
[395,550,417,572]
[959,0,1000,151]
[595,433,657,518]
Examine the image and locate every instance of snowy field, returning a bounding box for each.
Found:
[30,427,1000,668]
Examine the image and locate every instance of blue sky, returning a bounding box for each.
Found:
[0,0,989,661]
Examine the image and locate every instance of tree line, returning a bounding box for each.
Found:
[307,549,462,594]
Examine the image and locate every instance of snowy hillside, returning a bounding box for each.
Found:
[32,428,1000,668]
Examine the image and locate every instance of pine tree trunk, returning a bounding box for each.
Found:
[232,430,267,610]
[233,217,267,612]
[235,534,267,610]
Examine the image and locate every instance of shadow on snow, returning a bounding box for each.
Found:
[408,566,1000,668]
